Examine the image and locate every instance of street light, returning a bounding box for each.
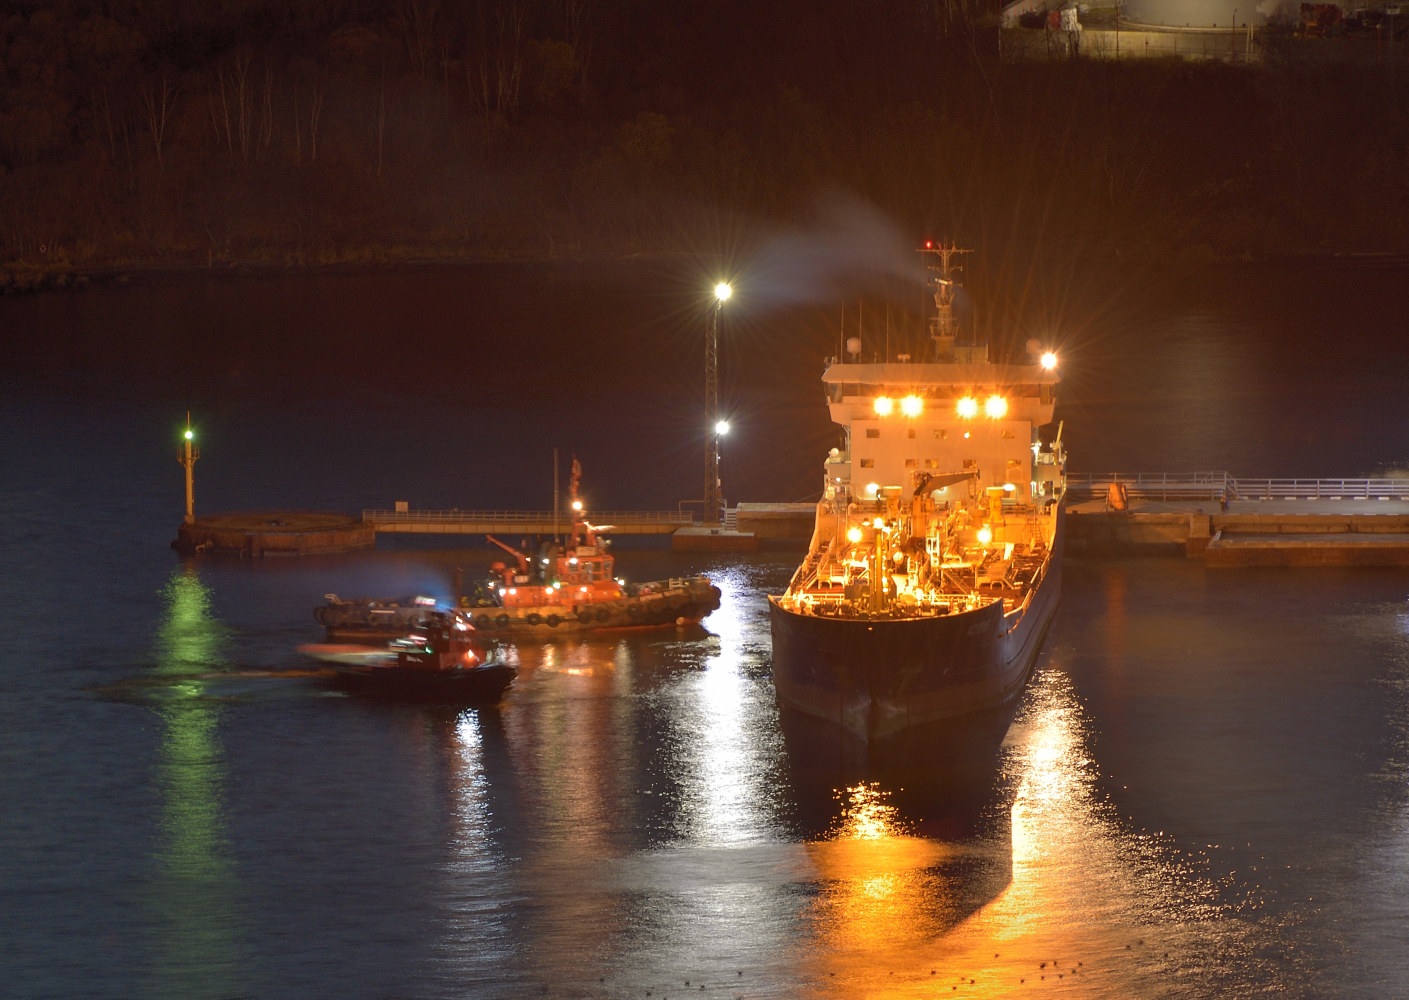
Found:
[704,281,732,526]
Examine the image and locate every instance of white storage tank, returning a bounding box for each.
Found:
[1121,0,1287,28]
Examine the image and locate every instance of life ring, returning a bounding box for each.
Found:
[595,609,610,623]
[496,614,509,628]
[526,613,542,626]
[577,610,593,624]
[546,614,560,628]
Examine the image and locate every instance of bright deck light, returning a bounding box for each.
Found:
[873,396,894,416]
[847,526,863,543]
[714,419,731,436]
[1040,351,1058,370]
[977,526,993,545]
[714,282,732,303]
[984,395,1008,419]
[956,396,979,419]
[899,395,924,417]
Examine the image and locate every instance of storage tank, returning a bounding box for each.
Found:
[1121,0,1291,28]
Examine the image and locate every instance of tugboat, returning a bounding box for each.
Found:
[315,594,446,643]
[299,609,516,703]
[768,243,1066,753]
[312,461,721,642]
[458,459,721,637]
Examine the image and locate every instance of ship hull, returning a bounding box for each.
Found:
[318,578,721,641]
[462,579,720,637]
[323,662,517,704]
[768,542,1061,750]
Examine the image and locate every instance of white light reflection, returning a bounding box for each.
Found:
[674,567,775,846]
[596,563,807,996]
[446,710,494,859]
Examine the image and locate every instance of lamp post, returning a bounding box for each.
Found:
[704,281,732,526]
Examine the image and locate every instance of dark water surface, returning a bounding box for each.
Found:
[2,261,1408,998]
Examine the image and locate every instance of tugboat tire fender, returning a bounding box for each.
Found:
[496,614,509,628]
[577,610,593,624]
[547,615,561,628]
[526,613,542,626]
[596,609,610,623]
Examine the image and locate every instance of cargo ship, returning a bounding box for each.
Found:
[768,243,1066,753]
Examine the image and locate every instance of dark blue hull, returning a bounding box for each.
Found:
[325,662,517,704]
[768,529,1061,750]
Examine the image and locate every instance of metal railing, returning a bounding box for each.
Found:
[362,508,698,528]
[1067,472,1409,502]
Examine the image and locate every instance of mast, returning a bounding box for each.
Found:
[918,242,973,362]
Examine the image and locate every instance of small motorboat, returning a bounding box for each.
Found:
[299,609,516,704]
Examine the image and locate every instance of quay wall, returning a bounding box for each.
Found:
[173,511,375,557]
[1067,506,1409,566]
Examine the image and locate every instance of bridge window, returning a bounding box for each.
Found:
[860,458,875,468]
[865,428,880,438]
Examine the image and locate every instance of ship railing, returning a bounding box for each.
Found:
[1065,473,1409,502]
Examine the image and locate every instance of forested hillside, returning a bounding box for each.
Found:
[3,0,1406,287]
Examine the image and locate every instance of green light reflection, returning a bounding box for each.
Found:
[145,565,246,999]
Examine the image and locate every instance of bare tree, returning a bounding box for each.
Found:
[467,0,534,123]
[293,78,326,165]
[139,74,179,173]
[399,0,441,78]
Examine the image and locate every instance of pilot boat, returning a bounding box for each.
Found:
[299,609,516,703]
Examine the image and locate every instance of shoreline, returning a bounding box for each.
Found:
[5,247,1409,298]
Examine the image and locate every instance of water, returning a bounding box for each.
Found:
[2,260,1408,999]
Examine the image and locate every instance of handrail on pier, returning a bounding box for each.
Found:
[360,508,701,535]
[1067,472,1409,502]
[363,508,696,525]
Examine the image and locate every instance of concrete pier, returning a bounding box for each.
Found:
[1067,496,1409,566]
[173,511,375,557]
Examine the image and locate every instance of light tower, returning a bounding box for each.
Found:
[178,410,199,525]
[703,281,732,526]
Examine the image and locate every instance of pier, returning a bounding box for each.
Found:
[173,477,1409,565]
[362,503,818,550]
[1066,473,1409,566]
[363,507,695,536]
